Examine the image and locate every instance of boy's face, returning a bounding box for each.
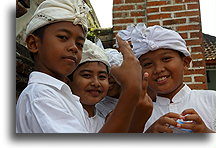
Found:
[139,48,191,99]
[69,62,109,106]
[27,22,85,81]
[107,75,121,98]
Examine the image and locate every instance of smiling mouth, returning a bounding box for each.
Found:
[88,90,101,97]
[155,75,170,83]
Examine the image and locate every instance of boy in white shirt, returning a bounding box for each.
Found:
[118,23,216,133]
[16,0,147,133]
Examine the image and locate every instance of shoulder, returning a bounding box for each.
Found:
[189,89,216,105]
[190,89,216,97]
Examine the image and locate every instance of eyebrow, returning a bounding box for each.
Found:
[141,51,173,61]
[57,28,85,41]
[80,69,108,74]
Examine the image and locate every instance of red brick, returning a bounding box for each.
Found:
[188,84,207,90]
[189,17,200,23]
[113,12,129,18]
[191,46,203,52]
[187,4,200,10]
[161,5,185,12]
[131,11,144,17]
[185,39,202,46]
[185,0,199,2]
[176,25,200,31]
[192,60,205,67]
[147,13,171,20]
[194,76,207,82]
[184,69,206,75]
[125,0,143,3]
[113,0,123,4]
[147,21,160,26]
[183,77,192,82]
[179,32,188,39]
[113,25,123,31]
[147,1,170,7]
[113,5,135,11]
[190,32,202,38]
[136,18,145,23]
[175,11,199,17]
[147,8,159,13]
[163,18,186,25]
[191,53,204,59]
[137,4,145,10]
[113,18,134,24]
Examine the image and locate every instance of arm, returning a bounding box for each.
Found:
[128,72,153,133]
[99,35,143,133]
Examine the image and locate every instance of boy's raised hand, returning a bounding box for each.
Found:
[179,108,215,133]
[110,35,142,92]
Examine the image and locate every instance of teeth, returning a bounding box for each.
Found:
[157,76,166,82]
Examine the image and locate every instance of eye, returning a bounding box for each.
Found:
[76,42,84,48]
[57,35,68,41]
[142,62,152,68]
[99,74,108,80]
[81,73,91,79]
[162,57,172,62]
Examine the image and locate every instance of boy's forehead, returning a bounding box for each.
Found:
[139,48,178,60]
[45,22,85,39]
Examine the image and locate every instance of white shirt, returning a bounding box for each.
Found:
[96,96,118,119]
[144,85,216,132]
[16,71,104,133]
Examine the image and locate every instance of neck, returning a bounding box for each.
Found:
[158,83,185,102]
[82,104,95,117]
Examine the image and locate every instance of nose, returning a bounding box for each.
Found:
[67,41,78,53]
[153,63,165,75]
[90,77,101,87]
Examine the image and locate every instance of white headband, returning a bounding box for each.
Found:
[105,48,123,67]
[26,0,90,37]
[118,23,191,58]
[80,39,111,71]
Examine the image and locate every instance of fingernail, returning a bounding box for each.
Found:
[177,124,181,128]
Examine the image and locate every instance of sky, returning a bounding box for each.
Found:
[90,0,216,36]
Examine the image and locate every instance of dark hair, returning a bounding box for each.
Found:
[32,24,49,39]
[28,24,49,60]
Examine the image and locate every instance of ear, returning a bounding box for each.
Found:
[26,34,40,54]
[183,56,192,70]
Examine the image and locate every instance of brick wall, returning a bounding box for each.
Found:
[112,0,207,90]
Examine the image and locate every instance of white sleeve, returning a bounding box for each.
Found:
[28,98,88,133]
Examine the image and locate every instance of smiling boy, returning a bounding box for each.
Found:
[118,24,216,133]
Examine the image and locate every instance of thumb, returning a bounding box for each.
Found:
[110,65,120,84]
[142,72,149,90]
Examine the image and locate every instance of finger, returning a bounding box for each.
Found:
[142,72,149,89]
[181,108,197,116]
[178,122,194,130]
[164,112,182,119]
[115,35,133,57]
[183,114,203,124]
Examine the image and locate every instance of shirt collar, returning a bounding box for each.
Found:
[156,84,191,105]
[28,71,67,90]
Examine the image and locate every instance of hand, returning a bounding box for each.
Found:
[111,35,142,92]
[145,112,181,133]
[179,109,214,133]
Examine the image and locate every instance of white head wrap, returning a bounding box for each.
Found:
[117,23,191,58]
[105,49,123,67]
[80,39,111,71]
[26,0,90,38]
